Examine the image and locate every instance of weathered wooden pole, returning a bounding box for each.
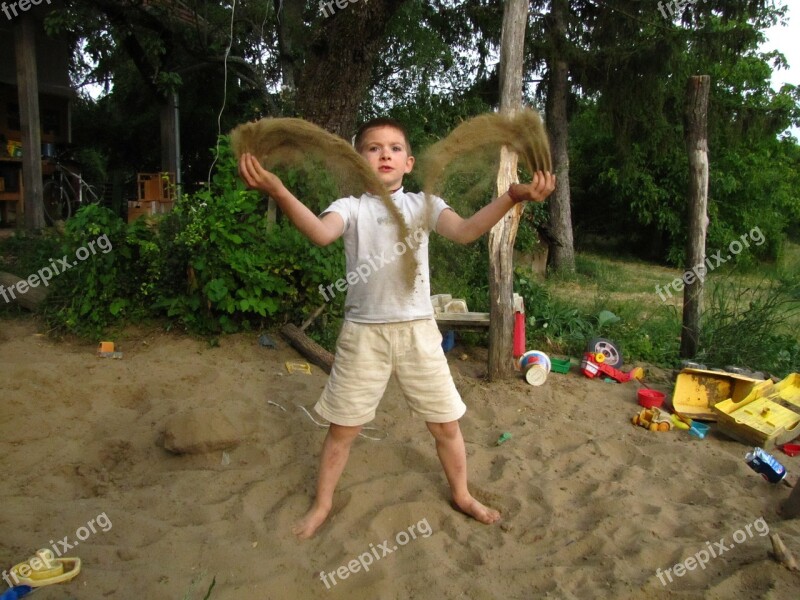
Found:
[14,13,45,230]
[681,75,710,358]
[487,0,528,381]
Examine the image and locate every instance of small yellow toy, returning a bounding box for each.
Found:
[10,548,81,587]
[632,408,693,432]
[284,360,311,374]
[631,407,673,432]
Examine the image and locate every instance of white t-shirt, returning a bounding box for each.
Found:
[321,188,450,323]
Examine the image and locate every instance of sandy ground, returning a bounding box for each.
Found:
[1,316,799,600]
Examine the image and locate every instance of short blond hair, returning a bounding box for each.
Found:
[354,118,412,154]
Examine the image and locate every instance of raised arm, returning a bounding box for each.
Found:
[238,153,344,246]
[436,171,556,244]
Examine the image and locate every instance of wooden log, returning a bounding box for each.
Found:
[280,323,334,374]
[0,271,49,311]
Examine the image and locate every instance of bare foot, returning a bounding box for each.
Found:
[292,502,331,540]
[452,494,501,524]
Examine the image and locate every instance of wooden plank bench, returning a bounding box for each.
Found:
[434,312,490,332]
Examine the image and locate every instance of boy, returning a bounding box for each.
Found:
[238,117,555,539]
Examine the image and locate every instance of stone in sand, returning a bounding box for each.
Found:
[163,408,241,454]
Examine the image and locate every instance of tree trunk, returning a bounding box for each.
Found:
[274,0,305,93]
[487,0,528,381]
[14,14,45,230]
[680,75,710,359]
[160,91,181,188]
[545,0,575,273]
[295,0,407,136]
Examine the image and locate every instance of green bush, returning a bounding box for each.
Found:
[42,203,154,336]
[154,139,345,334]
[39,137,345,337]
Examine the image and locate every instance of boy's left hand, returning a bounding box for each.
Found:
[508,171,557,203]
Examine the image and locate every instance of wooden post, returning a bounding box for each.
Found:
[487,0,528,381]
[681,75,710,358]
[14,14,45,230]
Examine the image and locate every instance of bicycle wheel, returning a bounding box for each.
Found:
[81,180,102,207]
[42,179,73,224]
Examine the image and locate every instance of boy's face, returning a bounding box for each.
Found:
[358,126,414,192]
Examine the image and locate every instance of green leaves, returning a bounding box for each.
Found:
[38,137,345,337]
[597,310,620,328]
[154,137,344,333]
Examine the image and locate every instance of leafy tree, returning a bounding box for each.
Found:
[531,0,799,264]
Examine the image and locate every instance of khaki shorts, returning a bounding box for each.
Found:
[315,319,466,426]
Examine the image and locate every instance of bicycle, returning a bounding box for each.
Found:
[42,152,101,224]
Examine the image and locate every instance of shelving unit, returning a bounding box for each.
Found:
[0,157,23,225]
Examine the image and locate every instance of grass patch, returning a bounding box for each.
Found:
[515,243,800,376]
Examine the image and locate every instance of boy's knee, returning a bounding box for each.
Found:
[426,420,460,440]
[327,423,363,442]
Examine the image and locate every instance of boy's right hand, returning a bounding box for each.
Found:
[238,153,285,197]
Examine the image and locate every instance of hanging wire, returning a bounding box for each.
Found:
[207,0,237,186]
